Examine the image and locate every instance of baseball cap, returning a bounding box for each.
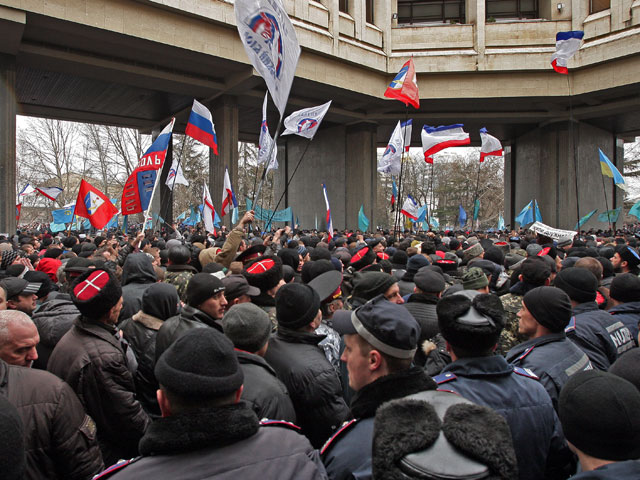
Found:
[221,274,260,301]
[0,277,41,298]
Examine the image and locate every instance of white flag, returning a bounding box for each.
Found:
[165,159,189,190]
[19,184,36,198]
[378,120,412,174]
[479,127,503,162]
[235,0,301,116]
[221,168,238,217]
[35,186,63,201]
[258,93,278,169]
[202,181,216,234]
[281,101,332,139]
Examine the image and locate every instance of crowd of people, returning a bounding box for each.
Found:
[1,209,640,479]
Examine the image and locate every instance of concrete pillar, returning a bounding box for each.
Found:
[211,96,239,228]
[345,122,377,231]
[509,121,616,230]
[0,54,16,235]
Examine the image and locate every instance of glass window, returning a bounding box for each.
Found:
[486,0,538,18]
[590,0,609,13]
[339,0,348,13]
[365,0,374,23]
[397,0,465,24]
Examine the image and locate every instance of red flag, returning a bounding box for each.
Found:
[384,58,420,109]
[16,204,21,223]
[73,180,118,230]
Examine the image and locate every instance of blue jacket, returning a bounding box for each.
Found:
[608,301,640,348]
[505,332,592,410]
[570,460,640,479]
[435,355,574,480]
[566,302,634,370]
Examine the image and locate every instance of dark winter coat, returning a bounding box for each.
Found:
[434,355,574,480]
[264,327,350,448]
[47,316,150,466]
[403,293,439,366]
[608,300,640,348]
[236,349,296,423]
[119,253,157,322]
[0,359,104,480]
[31,294,79,370]
[322,367,436,480]
[97,403,328,480]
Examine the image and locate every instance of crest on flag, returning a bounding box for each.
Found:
[235,0,301,116]
[281,101,332,139]
[84,191,105,215]
[74,179,118,230]
[384,58,420,109]
[378,120,412,174]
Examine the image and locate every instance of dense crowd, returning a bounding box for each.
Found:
[1,211,640,479]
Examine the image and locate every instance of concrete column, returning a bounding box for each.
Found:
[0,54,16,235]
[345,122,377,231]
[211,96,239,228]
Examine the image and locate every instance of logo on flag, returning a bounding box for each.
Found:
[235,0,301,116]
[551,31,584,74]
[185,99,218,154]
[378,120,412,175]
[421,124,470,163]
[84,191,105,216]
[281,101,332,139]
[384,58,420,109]
[165,158,189,191]
[74,179,118,230]
[479,127,503,162]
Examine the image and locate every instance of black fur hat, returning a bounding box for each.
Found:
[71,269,122,317]
[242,256,283,293]
[350,246,376,271]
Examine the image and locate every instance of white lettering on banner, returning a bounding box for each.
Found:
[529,222,576,241]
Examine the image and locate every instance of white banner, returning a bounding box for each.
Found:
[235,0,301,117]
[281,101,332,139]
[529,221,576,241]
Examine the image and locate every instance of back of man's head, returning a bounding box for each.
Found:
[222,303,271,354]
[554,267,598,304]
[520,256,551,286]
[168,245,191,266]
[574,257,603,282]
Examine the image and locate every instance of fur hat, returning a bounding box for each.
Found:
[462,243,484,264]
[243,256,283,293]
[350,246,376,271]
[70,269,122,317]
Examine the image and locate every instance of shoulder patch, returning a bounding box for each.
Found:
[259,419,301,431]
[433,372,457,385]
[517,346,535,361]
[513,366,539,380]
[93,458,139,479]
[565,316,576,333]
[320,419,358,456]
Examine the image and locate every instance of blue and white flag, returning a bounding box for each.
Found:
[165,158,189,191]
[429,217,440,229]
[235,0,301,116]
[378,120,412,175]
[282,101,332,139]
[498,213,505,230]
[458,205,467,227]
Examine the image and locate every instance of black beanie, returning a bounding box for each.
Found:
[523,286,572,333]
[391,250,408,267]
[352,272,397,300]
[554,268,597,303]
[275,283,320,330]
[609,348,640,393]
[277,249,300,271]
[559,370,640,461]
[155,328,243,398]
[71,269,122,317]
[609,273,640,303]
[186,273,225,308]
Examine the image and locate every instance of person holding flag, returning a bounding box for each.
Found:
[73,180,118,230]
[221,168,238,217]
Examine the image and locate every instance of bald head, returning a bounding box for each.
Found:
[0,311,39,367]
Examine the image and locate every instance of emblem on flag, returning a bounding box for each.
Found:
[384,58,420,109]
[281,101,332,139]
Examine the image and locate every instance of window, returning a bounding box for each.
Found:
[339,0,348,13]
[397,0,465,24]
[365,0,374,23]
[485,0,538,19]
[590,0,609,13]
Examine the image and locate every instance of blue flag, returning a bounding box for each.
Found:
[50,222,67,233]
[597,207,621,223]
[458,205,467,227]
[515,200,534,225]
[498,213,505,230]
[429,217,439,229]
[358,205,370,232]
[575,209,598,230]
[473,199,480,221]
[629,201,640,220]
[416,205,427,224]
[599,149,626,190]
[52,206,75,224]
[534,200,543,222]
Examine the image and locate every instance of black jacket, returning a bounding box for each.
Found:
[403,293,439,366]
[236,349,296,423]
[31,294,79,370]
[155,305,222,362]
[608,301,640,348]
[99,403,328,480]
[0,360,104,480]
[322,367,436,480]
[119,253,157,322]
[264,327,350,448]
[47,316,150,466]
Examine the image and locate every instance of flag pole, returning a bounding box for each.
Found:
[252,115,284,230]
[567,74,581,230]
[393,106,410,237]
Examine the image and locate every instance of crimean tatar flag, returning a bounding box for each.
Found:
[73,180,118,230]
[185,99,218,154]
[551,31,584,74]
[479,127,503,162]
[221,168,238,217]
[384,58,420,109]
[401,195,419,221]
[122,118,175,215]
[322,183,334,240]
[421,124,470,163]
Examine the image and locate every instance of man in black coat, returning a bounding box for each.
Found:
[119,253,157,322]
[264,283,349,448]
[99,328,327,479]
[222,303,296,422]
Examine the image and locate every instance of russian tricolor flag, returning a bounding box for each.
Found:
[421,124,470,163]
[479,127,503,162]
[186,99,218,154]
[551,31,584,74]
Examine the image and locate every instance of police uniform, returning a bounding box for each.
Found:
[434,355,573,480]
[505,332,592,410]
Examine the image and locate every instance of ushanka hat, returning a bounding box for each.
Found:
[350,246,376,271]
[243,255,283,292]
[70,269,122,317]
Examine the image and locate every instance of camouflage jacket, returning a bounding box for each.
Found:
[498,293,527,354]
[164,265,197,302]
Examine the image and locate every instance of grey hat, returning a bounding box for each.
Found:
[222,274,260,301]
[462,244,483,264]
[413,267,446,293]
[526,244,543,256]
[222,303,272,353]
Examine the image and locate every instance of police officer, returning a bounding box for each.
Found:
[322,296,436,479]
[505,286,592,410]
[434,291,574,480]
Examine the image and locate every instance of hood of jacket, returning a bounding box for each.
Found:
[122,253,156,286]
